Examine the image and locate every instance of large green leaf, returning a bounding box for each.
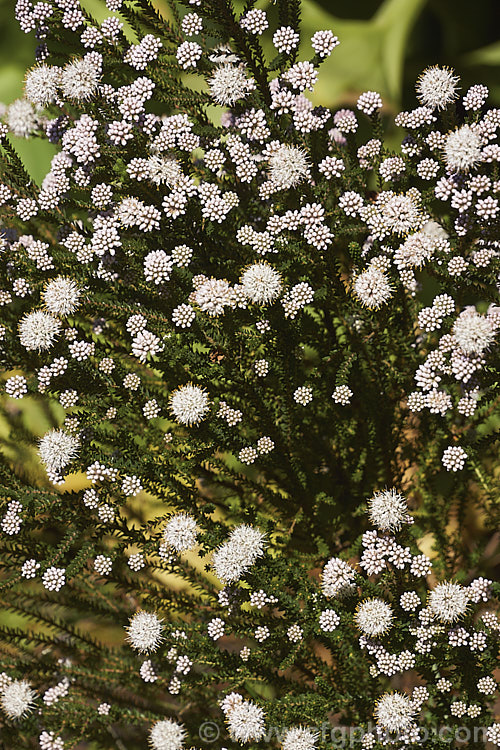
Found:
[463,41,500,66]
[300,0,429,108]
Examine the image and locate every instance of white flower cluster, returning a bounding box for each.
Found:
[0,2,499,748]
[212,525,266,583]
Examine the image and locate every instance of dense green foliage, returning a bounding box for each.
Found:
[0,0,498,748]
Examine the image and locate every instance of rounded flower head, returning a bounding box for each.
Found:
[355,598,393,636]
[357,90,383,116]
[268,144,310,190]
[163,514,198,552]
[453,308,496,355]
[282,726,319,750]
[43,277,82,316]
[421,219,449,242]
[241,263,282,304]
[6,98,38,138]
[376,192,425,235]
[19,311,61,351]
[220,691,244,715]
[428,582,469,622]
[213,524,266,583]
[5,375,28,399]
[194,278,233,316]
[368,489,410,532]
[38,429,79,472]
[61,56,101,100]
[169,384,210,426]
[444,125,482,173]
[147,155,181,187]
[149,719,186,750]
[273,26,299,54]
[1,679,36,720]
[311,30,339,58]
[442,445,468,472]
[353,267,393,309]
[126,611,164,653]
[25,64,61,107]
[374,692,416,733]
[416,65,459,110]
[226,699,266,743]
[208,64,255,106]
[321,557,357,598]
[240,8,268,35]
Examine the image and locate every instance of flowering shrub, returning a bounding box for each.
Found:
[0,0,499,748]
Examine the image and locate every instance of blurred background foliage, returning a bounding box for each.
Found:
[0,0,499,183]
